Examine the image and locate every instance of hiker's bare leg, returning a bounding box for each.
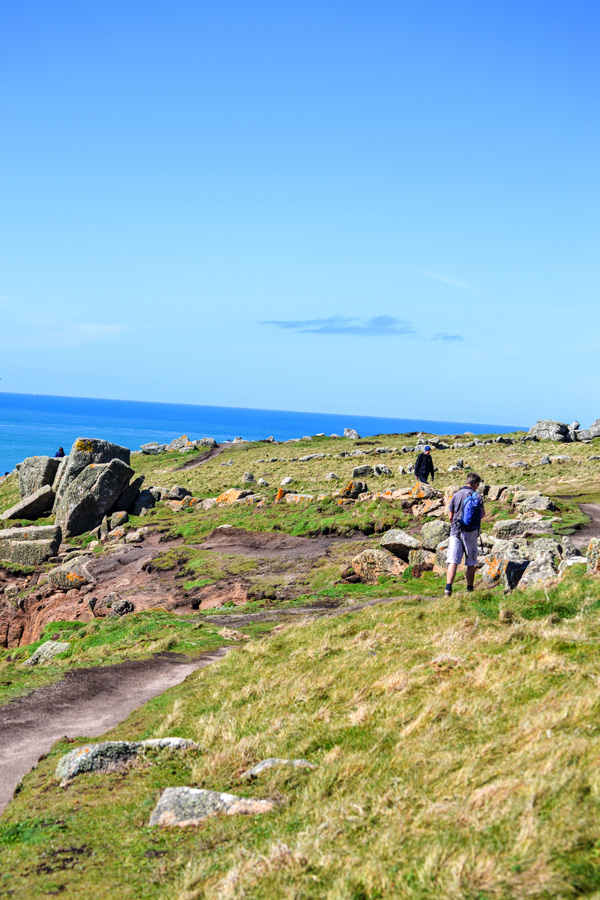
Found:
[466,565,476,588]
[446,563,458,586]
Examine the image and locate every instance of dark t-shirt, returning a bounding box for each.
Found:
[449,486,485,535]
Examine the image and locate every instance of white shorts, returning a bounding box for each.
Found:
[447,532,478,567]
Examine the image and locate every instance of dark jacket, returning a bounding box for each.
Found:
[415,452,434,481]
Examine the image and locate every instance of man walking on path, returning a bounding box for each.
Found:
[414,445,435,484]
[445,472,485,597]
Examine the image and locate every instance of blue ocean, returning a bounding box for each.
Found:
[0,392,524,472]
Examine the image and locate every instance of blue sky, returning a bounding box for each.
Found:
[1,1,598,427]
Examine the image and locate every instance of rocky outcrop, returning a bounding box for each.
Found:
[149,787,276,827]
[344,428,361,439]
[528,421,569,442]
[481,551,530,590]
[54,438,131,508]
[0,525,61,566]
[55,458,134,537]
[0,485,55,521]
[18,456,61,499]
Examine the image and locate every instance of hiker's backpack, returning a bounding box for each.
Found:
[459,491,482,532]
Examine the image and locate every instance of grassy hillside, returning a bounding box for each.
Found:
[3,566,600,899]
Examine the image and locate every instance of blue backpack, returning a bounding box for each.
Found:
[459,491,482,532]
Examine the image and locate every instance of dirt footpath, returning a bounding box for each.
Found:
[571,503,600,549]
[0,648,228,814]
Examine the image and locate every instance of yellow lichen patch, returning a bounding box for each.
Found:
[75,439,95,453]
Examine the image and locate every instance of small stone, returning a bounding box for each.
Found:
[242,758,317,779]
[281,477,294,486]
[24,640,70,667]
[149,787,276,827]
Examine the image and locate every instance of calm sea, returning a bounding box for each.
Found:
[0,392,524,472]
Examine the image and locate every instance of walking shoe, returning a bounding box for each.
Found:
[444,584,452,597]
[466,585,474,593]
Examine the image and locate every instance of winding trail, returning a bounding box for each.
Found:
[0,594,425,814]
[0,648,228,814]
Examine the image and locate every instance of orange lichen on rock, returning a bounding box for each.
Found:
[216,489,246,505]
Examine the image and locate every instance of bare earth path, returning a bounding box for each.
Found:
[0,648,228,814]
[572,503,600,549]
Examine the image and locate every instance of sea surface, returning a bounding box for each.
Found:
[0,392,524,472]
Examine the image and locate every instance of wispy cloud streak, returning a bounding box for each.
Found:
[432,332,464,342]
[422,271,478,291]
[260,315,415,337]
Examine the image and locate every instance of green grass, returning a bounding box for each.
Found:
[0,609,251,707]
[5,568,600,898]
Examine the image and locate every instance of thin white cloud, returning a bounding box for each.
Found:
[422,271,479,291]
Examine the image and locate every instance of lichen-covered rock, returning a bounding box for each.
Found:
[410,482,442,500]
[528,420,569,442]
[110,511,128,530]
[18,456,61,499]
[352,548,406,582]
[380,528,420,561]
[48,558,93,591]
[492,518,556,539]
[167,436,195,452]
[216,488,253,505]
[481,551,530,590]
[0,485,55,521]
[339,480,368,499]
[56,737,195,785]
[408,548,436,567]
[517,550,557,589]
[242,758,317,779]
[124,531,143,544]
[54,438,131,507]
[194,437,218,449]
[24,640,70,667]
[284,493,314,503]
[55,458,134,537]
[514,492,556,512]
[149,787,275,827]
[0,524,61,566]
[168,485,192,500]
[344,428,361,439]
[352,465,374,478]
[373,464,392,476]
[420,520,451,550]
[140,442,166,455]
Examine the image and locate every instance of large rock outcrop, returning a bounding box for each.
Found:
[18,456,62,499]
[54,438,131,508]
[528,421,569,442]
[54,458,134,537]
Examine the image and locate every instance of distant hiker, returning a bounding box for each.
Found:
[55,447,65,458]
[414,445,434,484]
[445,472,485,597]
